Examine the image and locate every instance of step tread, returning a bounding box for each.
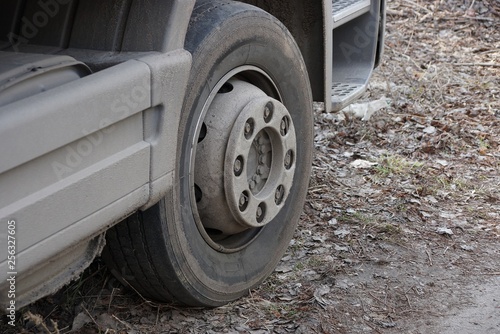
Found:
[332,0,371,23]
[331,82,366,111]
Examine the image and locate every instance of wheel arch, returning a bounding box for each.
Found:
[239,0,327,103]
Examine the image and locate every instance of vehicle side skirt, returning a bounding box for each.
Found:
[0,51,191,310]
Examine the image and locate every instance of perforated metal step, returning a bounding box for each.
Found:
[331,82,366,111]
[332,0,371,28]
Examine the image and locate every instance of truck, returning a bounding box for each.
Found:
[0,0,385,310]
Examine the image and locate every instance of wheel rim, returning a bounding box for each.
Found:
[189,66,297,253]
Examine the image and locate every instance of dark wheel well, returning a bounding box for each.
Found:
[239,0,325,102]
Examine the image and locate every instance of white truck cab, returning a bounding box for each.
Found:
[0,0,385,310]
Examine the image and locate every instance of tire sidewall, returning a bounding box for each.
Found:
[163,6,313,306]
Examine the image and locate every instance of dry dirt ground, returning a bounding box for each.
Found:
[5,0,500,333]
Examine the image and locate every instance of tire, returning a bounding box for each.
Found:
[103,0,313,307]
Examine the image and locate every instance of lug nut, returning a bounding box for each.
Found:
[244,119,254,139]
[234,156,243,176]
[239,191,249,212]
[264,102,273,123]
[275,185,285,205]
[249,180,256,190]
[284,150,294,169]
[256,203,266,223]
[280,117,289,136]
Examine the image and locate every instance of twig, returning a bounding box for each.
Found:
[357,239,367,256]
[23,311,54,334]
[95,275,109,313]
[387,9,406,17]
[399,309,445,316]
[402,0,432,14]
[118,276,162,308]
[155,306,161,327]
[464,16,497,22]
[475,49,500,55]
[112,314,133,330]
[108,287,117,313]
[453,63,500,68]
[82,305,99,331]
[309,185,330,192]
[403,28,415,55]
[237,306,250,323]
[425,249,433,266]
[362,317,383,334]
[468,0,476,11]
[439,16,497,22]
[368,291,388,308]
[404,292,412,308]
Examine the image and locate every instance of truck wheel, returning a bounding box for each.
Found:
[103,0,313,306]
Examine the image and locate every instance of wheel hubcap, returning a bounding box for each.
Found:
[224,95,296,228]
[193,76,296,244]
